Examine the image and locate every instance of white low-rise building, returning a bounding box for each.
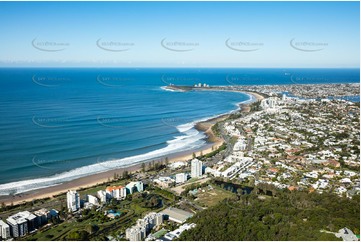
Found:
[164,223,196,240]
[106,186,127,199]
[234,139,247,151]
[97,190,108,203]
[168,161,187,170]
[340,178,352,184]
[335,227,358,241]
[126,181,144,194]
[304,171,318,179]
[175,173,188,184]
[87,195,99,206]
[335,186,347,194]
[154,177,175,188]
[344,170,357,177]
[205,167,221,177]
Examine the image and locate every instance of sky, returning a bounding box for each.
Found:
[0,1,359,68]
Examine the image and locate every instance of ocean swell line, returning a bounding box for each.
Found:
[0,125,206,195]
[0,91,253,196]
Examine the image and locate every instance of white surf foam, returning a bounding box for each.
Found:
[0,91,254,195]
[0,126,206,195]
[160,86,184,92]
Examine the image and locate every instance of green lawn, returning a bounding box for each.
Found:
[79,185,106,196]
[20,187,172,241]
[153,228,168,239]
[194,186,236,207]
[27,222,75,241]
[25,209,131,241]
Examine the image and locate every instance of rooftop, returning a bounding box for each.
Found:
[106,185,124,192]
[7,211,36,225]
[161,207,193,224]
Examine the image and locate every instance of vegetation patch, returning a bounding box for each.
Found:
[179,190,359,241]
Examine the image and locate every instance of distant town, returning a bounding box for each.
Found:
[0,83,359,241]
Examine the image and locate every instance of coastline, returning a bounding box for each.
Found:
[0,90,263,205]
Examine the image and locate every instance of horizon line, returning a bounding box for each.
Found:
[0,66,360,69]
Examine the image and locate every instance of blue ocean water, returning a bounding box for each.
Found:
[0,68,359,195]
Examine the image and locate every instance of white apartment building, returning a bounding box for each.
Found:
[87,195,99,206]
[6,211,37,237]
[126,226,146,241]
[0,220,10,239]
[97,190,108,203]
[175,173,188,183]
[126,212,163,241]
[67,190,80,212]
[126,181,144,194]
[191,159,202,178]
[106,186,127,200]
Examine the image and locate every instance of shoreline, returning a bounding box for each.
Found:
[0,90,263,205]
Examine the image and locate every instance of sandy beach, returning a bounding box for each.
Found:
[0,90,263,205]
[0,139,223,206]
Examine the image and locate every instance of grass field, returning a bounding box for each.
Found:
[26,219,90,241]
[194,186,236,207]
[153,228,168,239]
[22,189,169,241]
[171,177,210,195]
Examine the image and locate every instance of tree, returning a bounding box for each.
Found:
[50,216,60,225]
[67,229,89,241]
[179,189,359,241]
[141,163,146,172]
[86,224,99,234]
[152,160,155,169]
[45,234,54,239]
[0,202,6,212]
[122,170,130,179]
[237,188,243,197]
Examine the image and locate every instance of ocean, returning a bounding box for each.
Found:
[0,68,359,195]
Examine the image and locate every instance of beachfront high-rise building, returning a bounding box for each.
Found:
[33,208,50,226]
[106,186,127,200]
[6,216,27,238]
[0,220,10,239]
[33,208,58,227]
[6,211,37,237]
[67,190,80,212]
[191,159,203,178]
[126,181,144,194]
